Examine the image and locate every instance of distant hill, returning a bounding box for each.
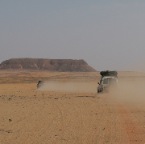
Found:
[0,58,96,72]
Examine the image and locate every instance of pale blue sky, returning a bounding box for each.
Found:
[0,0,145,70]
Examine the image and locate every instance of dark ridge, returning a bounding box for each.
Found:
[0,58,96,72]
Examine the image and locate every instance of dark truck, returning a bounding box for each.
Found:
[97,71,118,93]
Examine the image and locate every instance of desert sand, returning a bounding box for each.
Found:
[0,71,145,144]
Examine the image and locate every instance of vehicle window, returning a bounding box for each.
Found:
[103,78,108,84]
[109,78,116,84]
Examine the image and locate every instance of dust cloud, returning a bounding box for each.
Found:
[113,78,145,107]
[37,80,97,93]
[37,78,145,107]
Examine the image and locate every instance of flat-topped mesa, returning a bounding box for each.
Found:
[0,58,96,72]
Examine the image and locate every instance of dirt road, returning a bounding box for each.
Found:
[0,82,145,144]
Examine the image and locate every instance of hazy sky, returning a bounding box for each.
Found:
[0,0,145,71]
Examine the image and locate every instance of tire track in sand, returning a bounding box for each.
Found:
[117,104,145,144]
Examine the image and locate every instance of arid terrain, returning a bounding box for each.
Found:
[0,71,145,144]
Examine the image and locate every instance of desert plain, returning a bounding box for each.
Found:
[0,71,145,144]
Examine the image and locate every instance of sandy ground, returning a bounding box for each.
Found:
[0,71,145,144]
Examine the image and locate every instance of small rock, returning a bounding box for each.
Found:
[9,119,12,122]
